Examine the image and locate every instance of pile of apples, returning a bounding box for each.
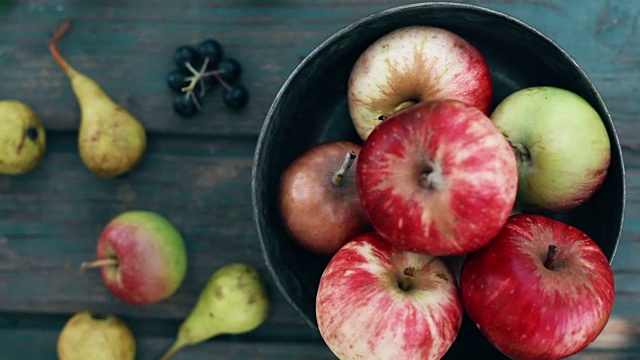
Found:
[279,25,615,360]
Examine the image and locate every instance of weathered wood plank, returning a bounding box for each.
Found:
[1,315,639,360]
[1,0,639,359]
[0,326,334,360]
[0,135,639,325]
[0,134,320,331]
[0,1,637,143]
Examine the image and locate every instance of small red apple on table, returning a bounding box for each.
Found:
[356,99,518,256]
[278,140,370,255]
[316,231,463,360]
[460,214,615,360]
[81,210,188,305]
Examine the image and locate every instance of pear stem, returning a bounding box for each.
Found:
[80,258,119,271]
[331,151,357,186]
[159,338,188,360]
[49,19,76,77]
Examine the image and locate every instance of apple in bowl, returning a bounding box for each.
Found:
[460,214,615,360]
[316,231,463,360]
[490,86,611,212]
[348,25,493,141]
[356,99,518,256]
[278,141,370,255]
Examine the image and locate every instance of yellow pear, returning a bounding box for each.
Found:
[0,100,46,175]
[49,19,146,178]
[160,263,270,359]
[57,311,136,360]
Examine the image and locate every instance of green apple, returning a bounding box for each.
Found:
[490,86,611,212]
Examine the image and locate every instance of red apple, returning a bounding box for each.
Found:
[356,100,518,256]
[81,210,188,305]
[278,141,370,254]
[460,214,615,360]
[316,231,463,359]
[348,25,493,140]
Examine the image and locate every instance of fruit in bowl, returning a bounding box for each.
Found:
[356,99,517,256]
[348,25,493,140]
[316,232,463,360]
[253,3,625,359]
[490,86,611,212]
[278,140,370,255]
[460,214,615,360]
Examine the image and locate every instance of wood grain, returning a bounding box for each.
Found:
[1,0,639,359]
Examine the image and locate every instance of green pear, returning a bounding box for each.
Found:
[57,311,136,360]
[160,263,270,359]
[0,100,46,175]
[49,19,146,178]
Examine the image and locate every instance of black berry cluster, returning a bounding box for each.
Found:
[167,39,249,117]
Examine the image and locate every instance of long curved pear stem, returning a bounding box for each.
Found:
[159,338,188,360]
[49,19,78,78]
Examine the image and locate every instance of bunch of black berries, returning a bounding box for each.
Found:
[167,39,249,117]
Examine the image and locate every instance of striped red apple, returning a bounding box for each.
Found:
[356,99,518,256]
[316,232,463,360]
[348,25,493,140]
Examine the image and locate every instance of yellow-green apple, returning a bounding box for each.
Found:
[278,141,370,254]
[348,25,492,140]
[460,214,615,360]
[316,231,463,359]
[81,210,188,305]
[490,86,611,212]
[356,100,517,256]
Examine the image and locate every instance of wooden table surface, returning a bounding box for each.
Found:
[1,0,639,359]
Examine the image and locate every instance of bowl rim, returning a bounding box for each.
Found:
[251,1,627,330]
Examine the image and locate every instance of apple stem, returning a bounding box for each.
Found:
[506,138,530,160]
[80,258,120,271]
[398,267,416,292]
[543,245,558,270]
[331,151,357,186]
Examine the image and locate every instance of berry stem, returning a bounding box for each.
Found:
[331,151,357,186]
[200,69,232,91]
[180,57,210,110]
[80,258,119,271]
[543,245,558,270]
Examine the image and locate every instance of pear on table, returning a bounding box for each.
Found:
[160,262,270,360]
[0,100,47,175]
[49,19,147,178]
[57,311,136,360]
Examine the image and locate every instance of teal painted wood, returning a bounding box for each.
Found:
[0,0,639,359]
[0,1,637,139]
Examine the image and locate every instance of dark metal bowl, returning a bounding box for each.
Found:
[252,2,626,358]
